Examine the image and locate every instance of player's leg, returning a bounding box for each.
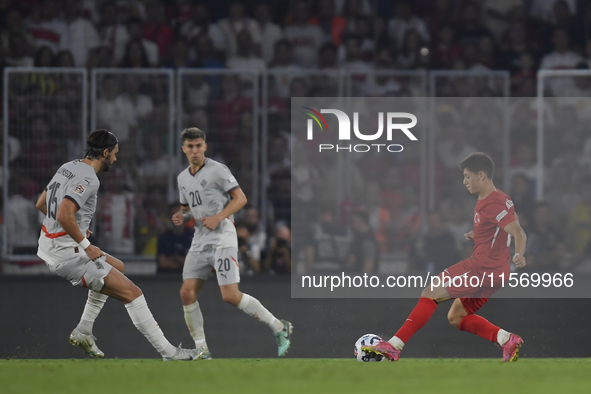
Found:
[105,254,124,273]
[219,282,284,331]
[55,254,122,358]
[179,249,214,358]
[390,283,452,347]
[180,278,211,358]
[449,298,523,362]
[363,260,479,360]
[219,283,293,356]
[74,254,123,338]
[215,247,292,356]
[100,266,199,360]
[363,282,452,361]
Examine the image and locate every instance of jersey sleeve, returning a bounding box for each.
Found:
[485,199,516,229]
[215,164,240,193]
[178,176,188,206]
[64,177,99,209]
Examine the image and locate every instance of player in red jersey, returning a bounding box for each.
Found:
[363,152,527,362]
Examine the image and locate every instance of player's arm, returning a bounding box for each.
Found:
[172,204,192,225]
[464,229,474,241]
[36,189,48,215]
[503,219,527,268]
[56,198,104,260]
[199,187,247,230]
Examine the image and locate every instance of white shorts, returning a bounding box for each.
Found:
[38,247,113,292]
[183,246,240,285]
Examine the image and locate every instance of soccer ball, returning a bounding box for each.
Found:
[354,334,385,362]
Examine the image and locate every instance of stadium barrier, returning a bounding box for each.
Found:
[1,68,575,276]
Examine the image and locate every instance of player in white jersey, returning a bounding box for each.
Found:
[36,129,201,361]
[172,127,293,358]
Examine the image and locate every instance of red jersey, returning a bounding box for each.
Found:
[472,189,516,270]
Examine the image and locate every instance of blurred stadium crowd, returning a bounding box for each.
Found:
[2,0,591,275]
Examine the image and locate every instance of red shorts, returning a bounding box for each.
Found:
[438,257,509,314]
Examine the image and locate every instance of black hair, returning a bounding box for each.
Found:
[181,127,206,143]
[459,152,495,180]
[54,50,75,67]
[85,129,118,159]
[34,45,54,67]
[119,39,150,68]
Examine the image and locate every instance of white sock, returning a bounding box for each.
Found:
[388,336,405,351]
[77,291,108,335]
[237,293,284,333]
[125,295,176,358]
[497,329,511,346]
[183,301,208,349]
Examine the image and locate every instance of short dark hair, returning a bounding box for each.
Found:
[34,45,54,67]
[181,127,206,143]
[459,152,495,180]
[85,129,118,159]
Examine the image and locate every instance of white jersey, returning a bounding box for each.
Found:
[177,158,240,251]
[38,160,100,262]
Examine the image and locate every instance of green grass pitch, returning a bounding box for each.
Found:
[2,359,590,394]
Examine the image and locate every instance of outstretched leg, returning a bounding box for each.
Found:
[220,283,293,356]
[101,269,199,360]
[449,298,523,362]
[363,285,450,361]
